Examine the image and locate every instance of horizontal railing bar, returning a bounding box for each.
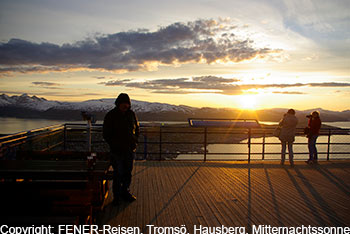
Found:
[1,129,64,146]
[28,124,64,133]
[135,152,350,155]
[0,136,28,145]
[69,127,350,131]
[64,140,86,143]
[40,141,64,152]
[63,123,350,129]
[0,131,28,141]
[2,122,349,162]
[63,140,350,145]
[0,123,64,136]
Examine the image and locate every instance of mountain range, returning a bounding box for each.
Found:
[0,93,349,123]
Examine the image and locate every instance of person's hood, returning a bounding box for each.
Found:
[114,93,131,107]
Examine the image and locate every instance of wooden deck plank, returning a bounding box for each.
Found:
[150,161,170,227]
[197,165,245,226]
[214,165,265,227]
[263,166,347,226]
[213,166,275,226]
[186,164,223,226]
[207,166,250,227]
[166,163,188,226]
[242,167,305,226]
[255,168,320,226]
[98,160,350,229]
[243,166,336,226]
[165,162,196,227]
[195,165,247,226]
[148,161,159,228]
[180,163,210,227]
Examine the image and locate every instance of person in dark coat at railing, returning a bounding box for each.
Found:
[305,111,321,164]
[103,93,140,206]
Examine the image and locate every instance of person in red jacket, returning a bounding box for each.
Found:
[306,111,321,164]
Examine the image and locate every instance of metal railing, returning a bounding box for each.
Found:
[1,123,349,161]
[0,125,64,159]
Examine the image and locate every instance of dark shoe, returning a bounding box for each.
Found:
[112,199,120,206]
[313,160,318,164]
[121,193,137,202]
[305,160,312,164]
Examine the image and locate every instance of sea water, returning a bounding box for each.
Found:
[176,122,350,160]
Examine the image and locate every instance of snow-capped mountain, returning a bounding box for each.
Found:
[0,93,196,114]
[0,93,349,122]
[0,93,61,111]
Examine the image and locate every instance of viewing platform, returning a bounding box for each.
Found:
[0,123,349,227]
[99,160,350,229]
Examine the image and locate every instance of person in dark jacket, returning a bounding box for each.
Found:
[103,93,140,205]
[306,111,321,164]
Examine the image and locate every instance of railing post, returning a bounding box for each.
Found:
[327,129,331,161]
[262,131,265,160]
[87,120,92,152]
[47,131,50,151]
[204,127,207,162]
[63,124,67,151]
[159,126,162,160]
[144,131,148,160]
[248,128,251,163]
[28,131,33,151]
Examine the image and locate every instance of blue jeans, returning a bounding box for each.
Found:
[281,141,294,164]
[110,152,135,198]
[308,135,318,160]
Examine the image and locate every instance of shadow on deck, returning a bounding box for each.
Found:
[98,160,350,230]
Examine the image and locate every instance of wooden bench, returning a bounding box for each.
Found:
[0,160,111,224]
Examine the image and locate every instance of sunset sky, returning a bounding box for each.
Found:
[0,0,349,111]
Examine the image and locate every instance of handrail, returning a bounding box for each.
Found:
[0,126,64,145]
[0,124,64,141]
[1,123,349,161]
[0,125,65,155]
[61,123,349,161]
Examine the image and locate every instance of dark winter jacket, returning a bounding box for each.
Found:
[103,107,140,154]
[308,117,321,136]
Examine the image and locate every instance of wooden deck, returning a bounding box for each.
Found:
[98,160,350,229]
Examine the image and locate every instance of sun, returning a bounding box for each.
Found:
[239,95,257,110]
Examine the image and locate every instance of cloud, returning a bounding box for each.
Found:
[101,75,243,94]
[239,82,350,89]
[1,91,103,97]
[103,79,132,86]
[0,19,281,76]
[100,75,350,95]
[31,81,63,89]
[0,90,25,95]
[32,82,62,87]
[308,82,350,87]
[272,91,305,95]
[0,65,83,77]
[93,76,116,80]
[278,0,350,57]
